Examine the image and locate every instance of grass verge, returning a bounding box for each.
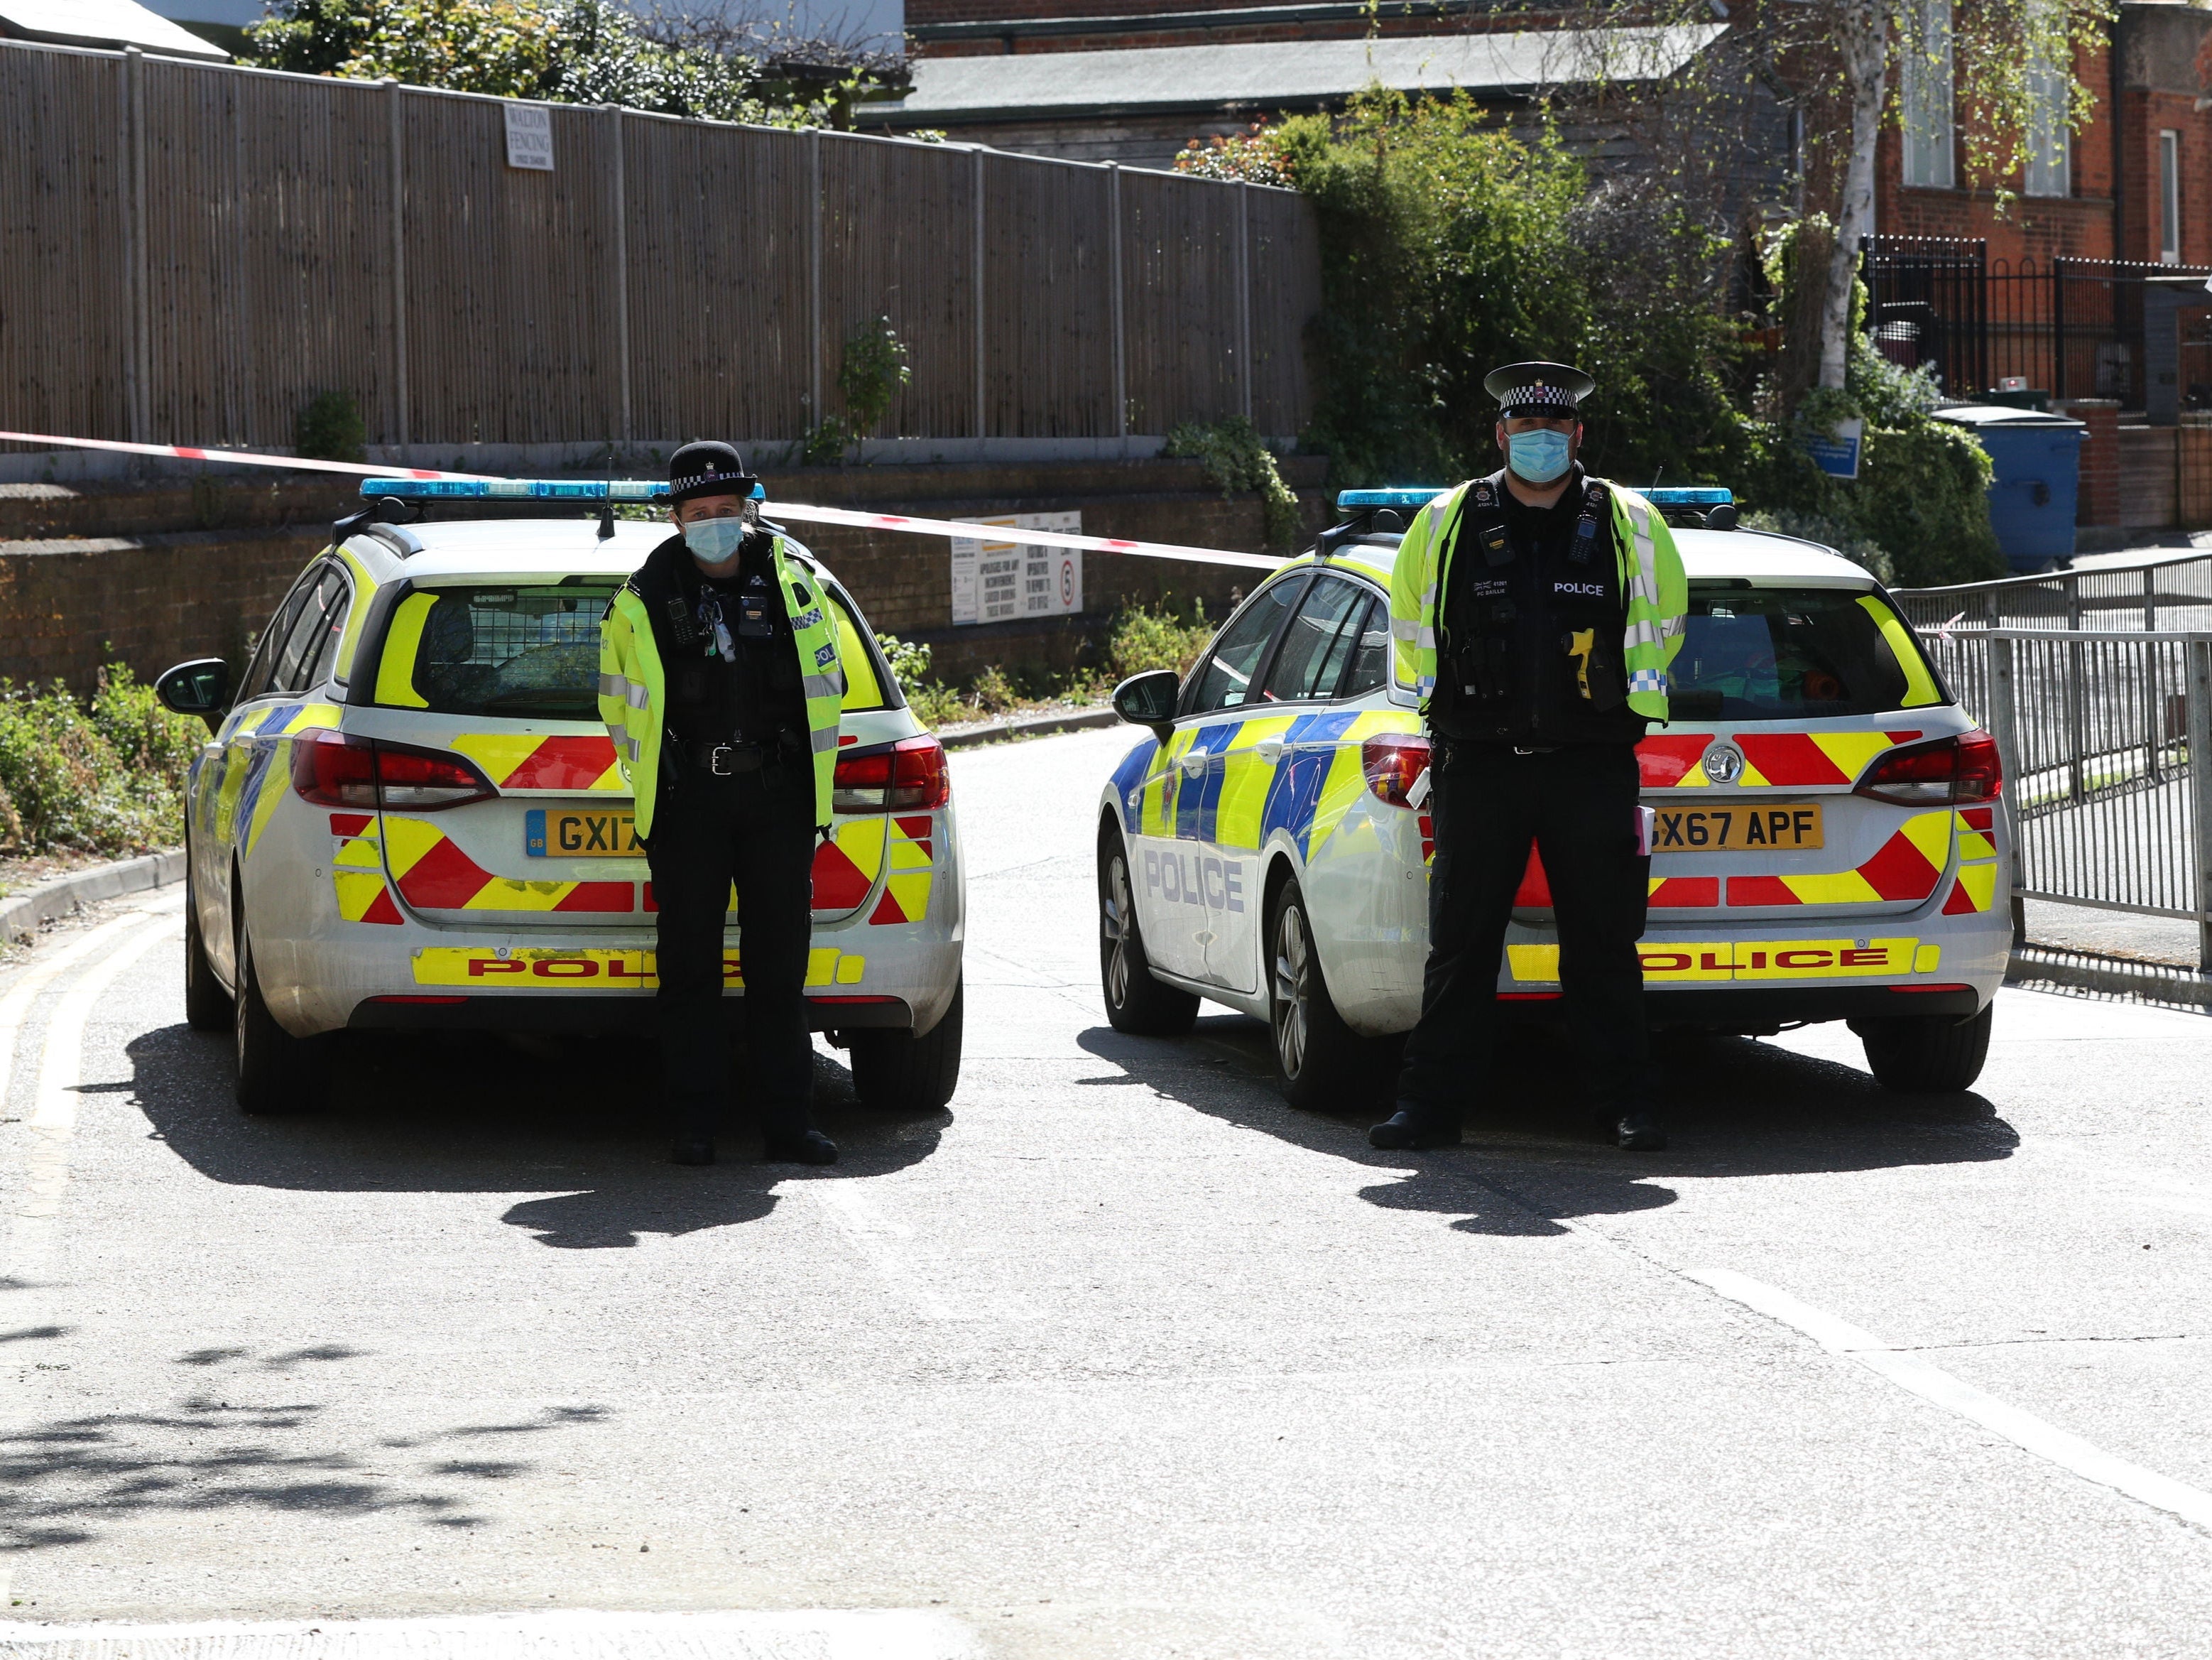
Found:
[0,666,202,877]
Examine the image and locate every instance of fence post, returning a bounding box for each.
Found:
[386,80,408,452]
[1988,635,2027,950]
[1107,163,1126,454]
[119,49,144,443]
[972,146,986,445]
[2052,260,2066,402]
[807,129,822,438]
[606,105,630,447]
[1236,181,1252,422]
[2189,639,2212,972]
[2145,566,2157,631]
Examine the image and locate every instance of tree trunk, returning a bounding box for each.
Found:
[1819,0,1892,391]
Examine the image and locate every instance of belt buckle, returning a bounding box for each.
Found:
[1513,745,1537,756]
[708,744,735,777]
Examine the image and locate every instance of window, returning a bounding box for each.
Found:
[1664,586,1941,720]
[1260,577,1368,702]
[2023,25,2071,199]
[2162,131,2182,265]
[236,567,327,703]
[1339,598,1391,699]
[1901,0,1956,190]
[378,580,620,719]
[1186,577,1305,715]
[825,587,891,712]
[296,569,354,691]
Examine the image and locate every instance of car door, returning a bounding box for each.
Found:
[1129,573,1307,982]
[1199,574,1373,992]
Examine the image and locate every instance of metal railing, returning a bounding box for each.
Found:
[1895,553,2212,634]
[1919,626,2212,967]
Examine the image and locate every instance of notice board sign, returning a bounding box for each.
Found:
[504,104,555,171]
[949,512,1083,626]
[1804,417,1864,481]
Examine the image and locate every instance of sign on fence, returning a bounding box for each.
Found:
[504,104,555,171]
[1804,418,1864,481]
[950,514,1084,626]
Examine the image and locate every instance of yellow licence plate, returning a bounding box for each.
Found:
[526,808,641,857]
[1652,802,1824,853]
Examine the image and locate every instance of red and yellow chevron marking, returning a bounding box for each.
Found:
[1726,810,1951,907]
[869,814,935,926]
[1634,729,1928,789]
[812,815,888,912]
[450,733,626,793]
[382,815,636,913]
[1514,850,1720,911]
[1941,805,2001,914]
[329,811,403,924]
[410,945,868,989]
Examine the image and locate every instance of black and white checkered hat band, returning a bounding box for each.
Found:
[672,467,753,495]
[1498,383,1581,412]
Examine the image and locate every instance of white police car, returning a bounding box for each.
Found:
[1094,487,2010,1105]
[156,479,962,1115]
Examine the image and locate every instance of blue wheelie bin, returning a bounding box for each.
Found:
[1931,404,2086,571]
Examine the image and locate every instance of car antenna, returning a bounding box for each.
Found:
[596,436,616,541]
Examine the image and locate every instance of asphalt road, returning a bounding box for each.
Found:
[5,725,2212,1657]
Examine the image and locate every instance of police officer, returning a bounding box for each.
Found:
[1370,363,1687,1154]
[598,442,847,1166]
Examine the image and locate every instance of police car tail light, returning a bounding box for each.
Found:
[1363,733,1432,808]
[290,731,494,810]
[1854,730,2003,806]
[832,736,949,813]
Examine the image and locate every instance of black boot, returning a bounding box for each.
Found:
[670,1136,716,1166]
[1368,1105,1461,1151]
[761,1128,838,1166]
[1613,1108,1667,1151]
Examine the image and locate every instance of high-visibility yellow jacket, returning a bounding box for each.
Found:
[1388,473,1688,723]
[597,533,845,838]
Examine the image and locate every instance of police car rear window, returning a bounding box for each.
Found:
[1667,585,1941,720]
[376,582,617,719]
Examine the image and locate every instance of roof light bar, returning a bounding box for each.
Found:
[1336,487,1446,511]
[358,478,766,502]
[1646,487,1733,506]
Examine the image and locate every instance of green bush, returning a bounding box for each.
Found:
[1855,424,2003,587]
[295,390,366,464]
[1162,419,1302,551]
[1105,598,1214,682]
[0,668,198,857]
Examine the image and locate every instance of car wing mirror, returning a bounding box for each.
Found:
[1112,668,1180,742]
[156,657,233,732]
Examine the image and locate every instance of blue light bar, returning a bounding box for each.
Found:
[1646,487,1733,506]
[359,478,766,501]
[1336,487,1446,512]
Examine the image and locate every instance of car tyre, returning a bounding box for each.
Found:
[232,921,326,1114]
[1266,877,1388,1112]
[183,885,233,1034]
[1851,1004,1993,1093]
[849,975,964,1113]
[1098,825,1199,1037]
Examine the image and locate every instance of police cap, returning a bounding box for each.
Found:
[668,440,758,504]
[1483,361,1594,418]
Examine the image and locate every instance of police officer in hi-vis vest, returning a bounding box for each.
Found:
[599,443,847,1166]
[1371,363,1688,1154]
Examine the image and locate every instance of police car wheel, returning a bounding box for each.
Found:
[1097,827,1199,1036]
[1851,1004,1993,1094]
[848,975,964,1114]
[1265,879,1376,1112]
[231,918,327,1115]
[182,879,232,1034]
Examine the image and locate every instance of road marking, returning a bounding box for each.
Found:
[1687,1266,2212,1532]
[0,908,166,1110]
[0,1607,981,1658]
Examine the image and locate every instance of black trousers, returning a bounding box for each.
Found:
[1395,739,1657,1120]
[645,764,817,1139]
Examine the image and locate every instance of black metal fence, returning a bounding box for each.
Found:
[1865,237,2212,409]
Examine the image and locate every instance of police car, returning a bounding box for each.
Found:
[1095,487,2009,1105]
[155,480,963,1116]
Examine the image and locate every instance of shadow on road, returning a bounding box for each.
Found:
[1079,1016,2017,1237]
[124,1023,947,1250]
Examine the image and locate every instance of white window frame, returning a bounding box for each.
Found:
[2023,24,2071,199]
[1902,0,1957,191]
[2160,129,2182,265]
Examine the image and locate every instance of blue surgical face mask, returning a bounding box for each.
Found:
[1505,428,1573,485]
[682,516,748,565]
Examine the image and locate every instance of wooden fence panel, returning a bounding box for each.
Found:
[1119,170,1243,434]
[822,134,979,443]
[984,153,1113,439]
[0,47,129,443]
[1248,186,1318,439]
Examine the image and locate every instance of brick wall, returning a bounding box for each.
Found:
[2058,398,2120,525]
[2122,89,2212,266]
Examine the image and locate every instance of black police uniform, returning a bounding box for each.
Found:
[1388,462,1660,1144]
[630,527,822,1156]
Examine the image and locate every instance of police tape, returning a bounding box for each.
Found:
[0,428,1287,573]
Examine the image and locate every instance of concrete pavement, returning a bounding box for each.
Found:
[3,725,2212,1655]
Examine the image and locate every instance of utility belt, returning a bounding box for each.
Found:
[665,727,805,779]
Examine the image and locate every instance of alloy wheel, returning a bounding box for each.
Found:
[1272,903,1310,1080]
[1104,855,1133,1009]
